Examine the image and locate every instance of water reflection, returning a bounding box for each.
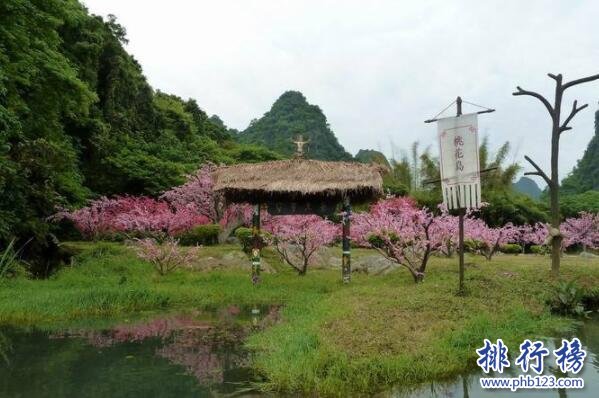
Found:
[0,306,279,397]
[389,315,599,397]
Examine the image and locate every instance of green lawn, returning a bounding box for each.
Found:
[1,242,598,395]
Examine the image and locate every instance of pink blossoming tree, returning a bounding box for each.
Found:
[263,215,338,275]
[517,223,549,252]
[352,197,451,282]
[562,212,599,251]
[429,206,459,257]
[160,164,218,221]
[53,196,210,239]
[131,237,199,275]
[54,164,252,241]
[464,219,520,260]
[160,164,253,241]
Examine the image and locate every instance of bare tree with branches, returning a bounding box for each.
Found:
[513,72,599,276]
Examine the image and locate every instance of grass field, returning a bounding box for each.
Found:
[1,242,598,395]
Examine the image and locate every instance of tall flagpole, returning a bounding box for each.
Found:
[424,96,495,294]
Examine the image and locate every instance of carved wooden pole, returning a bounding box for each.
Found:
[341,197,351,283]
[513,72,599,277]
[251,203,261,284]
[455,97,466,293]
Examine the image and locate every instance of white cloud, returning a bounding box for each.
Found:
[83,0,599,181]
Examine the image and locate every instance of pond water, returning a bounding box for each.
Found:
[1,310,597,397]
[389,314,599,398]
[0,305,279,398]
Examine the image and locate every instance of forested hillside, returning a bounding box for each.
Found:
[0,0,279,254]
[238,91,353,161]
[561,109,599,194]
[355,149,391,168]
[513,177,542,199]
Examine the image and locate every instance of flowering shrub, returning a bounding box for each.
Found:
[263,215,338,275]
[429,206,459,257]
[131,238,199,275]
[160,164,217,221]
[160,164,253,229]
[518,223,549,249]
[351,197,451,282]
[53,196,210,239]
[352,198,599,281]
[562,212,599,251]
[464,219,520,260]
[53,164,252,241]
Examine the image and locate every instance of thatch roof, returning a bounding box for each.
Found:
[213,159,383,203]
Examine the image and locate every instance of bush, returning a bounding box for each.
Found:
[235,227,268,253]
[0,239,27,279]
[178,224,221,246]
[235,227,253,253]
[463,239,482,253]
[383,180,409,197]
[530,245,548,255]
[499,243,522,254]
[560,191,599,218]
[547,281,589,316]
[367,234,385,249]
[478,191,548,227]
[130,238,199,275]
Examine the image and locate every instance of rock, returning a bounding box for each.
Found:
[222,251,247,262]
[352,255,397,275]
[309,247,339,269]
[225,237,239,245]
[580,251,598,259]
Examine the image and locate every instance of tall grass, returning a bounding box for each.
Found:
[0,239,27,279]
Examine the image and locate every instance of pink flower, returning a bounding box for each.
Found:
[131,237,199,275]
[53,196,211,239]
[562,212,599,250]
[263,214,338,275]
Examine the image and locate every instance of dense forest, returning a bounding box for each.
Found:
[562,109,599,193]
[0,0,279,266]
[558,109,599,216]
[237,91,353,161]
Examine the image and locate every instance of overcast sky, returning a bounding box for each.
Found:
[83,0,599,182]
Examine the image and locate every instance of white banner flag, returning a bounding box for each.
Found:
[438,113,481,210]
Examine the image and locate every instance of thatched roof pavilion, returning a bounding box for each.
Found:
[213,159,383,204]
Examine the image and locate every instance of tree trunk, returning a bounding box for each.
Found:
[550,93,562,277]
[299,262,307,276]
[218,215,243,244]
[514,72,599,277]
[405,264,424,283]
[418,246,431,275]
[412,270,424,283]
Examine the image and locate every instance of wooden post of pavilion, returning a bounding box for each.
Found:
[341,197,352,283]
[251,203,261,284]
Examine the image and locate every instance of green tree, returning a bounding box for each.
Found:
[561,108,599,194]
[0,1,281,273]
[560,190,599,218]
[0,0,94,244]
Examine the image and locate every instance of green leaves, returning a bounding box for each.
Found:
[0,0,281,256]
[561,110,599,194]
